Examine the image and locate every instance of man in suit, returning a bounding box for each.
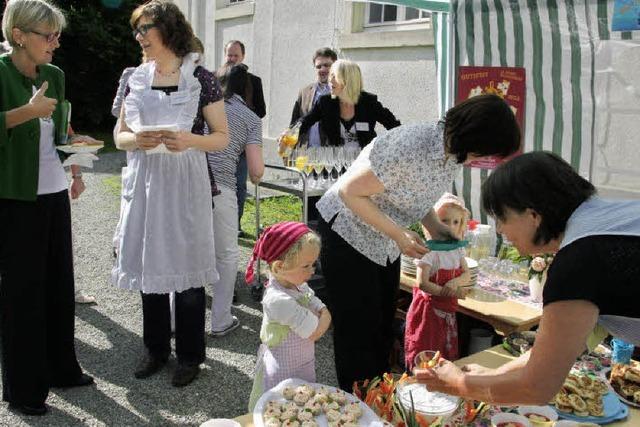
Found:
[289,47,338,148]
[222,40,265,237]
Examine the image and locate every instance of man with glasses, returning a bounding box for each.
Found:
[289,47,337,148]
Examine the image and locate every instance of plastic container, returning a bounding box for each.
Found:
[200,419,241,427]
[468,328,494,354]
[611,338,635,364]
[467,224,496,261]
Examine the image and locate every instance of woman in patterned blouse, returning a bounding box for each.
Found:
[315,94,521,390]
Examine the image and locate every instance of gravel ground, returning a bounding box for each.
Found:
[0,152,337,426]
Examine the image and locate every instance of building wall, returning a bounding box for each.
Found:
[177,0,440,141]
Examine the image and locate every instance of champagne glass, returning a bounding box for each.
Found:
[294,147,309,188]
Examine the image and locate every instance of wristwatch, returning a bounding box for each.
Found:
[72,173,83,179]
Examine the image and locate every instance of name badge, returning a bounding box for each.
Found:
[355,122,370,132]
[170,90,190,105]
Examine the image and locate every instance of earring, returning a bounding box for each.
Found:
[19,43,23,48]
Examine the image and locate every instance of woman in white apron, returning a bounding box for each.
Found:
[113,1,228,387]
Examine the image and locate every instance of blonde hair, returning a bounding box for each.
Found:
[330,59,362,104]
[2,0,66,47]
[270,231,321,271]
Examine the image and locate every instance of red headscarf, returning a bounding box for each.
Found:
[245,221,312,284]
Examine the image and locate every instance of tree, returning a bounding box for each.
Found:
[53,0,142,131]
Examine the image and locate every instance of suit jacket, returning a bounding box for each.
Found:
[245,72,266,119]
[290,83,315,125]
[298,91,400,148]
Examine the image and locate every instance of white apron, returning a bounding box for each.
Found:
[112,55,218,294]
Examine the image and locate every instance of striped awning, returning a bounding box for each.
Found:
[350,0,451,13]
[449,1,639,222]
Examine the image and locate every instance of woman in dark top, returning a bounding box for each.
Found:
[416,151,640,405]
[297,59,400,148]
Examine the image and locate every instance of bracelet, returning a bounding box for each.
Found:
[72,173,83,179]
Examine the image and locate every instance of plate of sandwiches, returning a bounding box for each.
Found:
[254,378,383,427]
[603,361,640,408]
[550,371,628,424]
[57,138,104,154]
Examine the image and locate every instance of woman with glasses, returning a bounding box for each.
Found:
[114,0,228,387]
[296,59,401,149]
[0,0,94,416]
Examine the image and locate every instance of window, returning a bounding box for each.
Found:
[365,3,431,27]
[227,0,246,4]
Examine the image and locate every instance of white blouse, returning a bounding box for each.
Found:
[317,122,461,266]
[262,278,326,340]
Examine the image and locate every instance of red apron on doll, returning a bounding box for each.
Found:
[405,266,463,370]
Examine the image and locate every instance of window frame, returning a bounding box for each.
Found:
[364,3,431,29]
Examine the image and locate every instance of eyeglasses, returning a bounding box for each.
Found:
[315,63,333,69]
[29,30,61,43]
[132,23,156,38]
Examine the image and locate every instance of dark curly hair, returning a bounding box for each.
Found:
[130,1,194,58]
[443,94,521,164]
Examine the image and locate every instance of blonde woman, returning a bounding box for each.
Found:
[297,59,400,148]
[0,0,93,415]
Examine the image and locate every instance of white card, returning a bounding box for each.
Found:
[355,122,370,131]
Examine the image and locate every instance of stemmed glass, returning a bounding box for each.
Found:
[293,147,310,188]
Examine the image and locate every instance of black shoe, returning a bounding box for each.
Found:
[9,403,48,416]
[232,290,238,304]
[134,354,167,379]
[171,364,200,387]
[50,373,95,388]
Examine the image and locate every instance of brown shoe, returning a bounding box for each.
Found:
[171,364,200,387]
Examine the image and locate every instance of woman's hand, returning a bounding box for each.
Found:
[395,229,429,259]
[162,130,192,152]
[414,359,465,396]
[134,131,162,151]
[69,176,85,200]
[29,81,57,119]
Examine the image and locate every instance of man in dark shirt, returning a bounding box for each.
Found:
[222,40,265,237]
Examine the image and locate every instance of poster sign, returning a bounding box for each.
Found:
[612,0,640,31]
[456,66,526,169]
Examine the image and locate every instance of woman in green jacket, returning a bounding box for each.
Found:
[0,0,93,416]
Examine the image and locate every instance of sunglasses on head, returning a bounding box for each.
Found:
[315,63,332,70]
[132,23,156,38]
[29,29,60,43]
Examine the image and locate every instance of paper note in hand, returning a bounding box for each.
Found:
[138,124,178,155]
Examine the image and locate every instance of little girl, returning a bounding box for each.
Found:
[246,222,332,411]
[405,193,471,369]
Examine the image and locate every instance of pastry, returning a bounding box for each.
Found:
[282,386,296,400]
[264,417,281,427]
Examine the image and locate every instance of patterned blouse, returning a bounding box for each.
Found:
[316,122,462,266]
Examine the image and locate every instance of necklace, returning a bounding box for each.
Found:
[155,66,180,77]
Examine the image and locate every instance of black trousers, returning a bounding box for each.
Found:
[318,216,400,391]
[141,287,205,366]
[0,191,82,406]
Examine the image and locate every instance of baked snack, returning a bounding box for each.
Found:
[555,372,607,417]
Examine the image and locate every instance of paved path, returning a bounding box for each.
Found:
[0,152,337,426]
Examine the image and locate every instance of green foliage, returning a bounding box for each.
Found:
[52,0,142,131]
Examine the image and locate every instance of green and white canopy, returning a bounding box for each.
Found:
[355,1,640,221]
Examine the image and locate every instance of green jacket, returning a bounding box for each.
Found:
[0,54,67,201]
